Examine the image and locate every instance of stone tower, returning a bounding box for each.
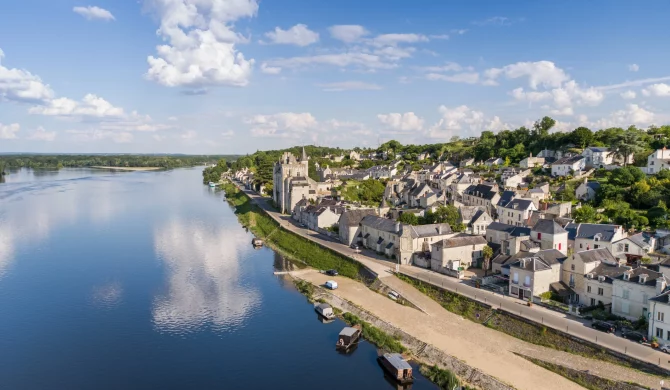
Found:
[273,147,309,213]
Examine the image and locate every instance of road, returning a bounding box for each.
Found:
[232,181,670,373]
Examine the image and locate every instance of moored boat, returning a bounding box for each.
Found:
[336,324,361,351]
[251,238,264,248]
[378,353,414,384]
[314,302,335,320]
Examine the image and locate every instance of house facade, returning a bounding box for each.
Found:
[561,248,614,303]
[531,219,568,254]
[338,209,378,246]
[566,223,627,253]
[462,183,500,216]
[551,155,586,177]
[508,254,563,300]
[430,235,488,272]
[498,198,538,226]
[582,147,613,169]
[649,288,670,342]
[575,179,601,201]
[643,148,670,174]
[612,268,667,321]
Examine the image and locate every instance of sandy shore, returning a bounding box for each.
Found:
[90,166,162,171]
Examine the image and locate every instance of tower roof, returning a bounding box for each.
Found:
[301,146,308,162]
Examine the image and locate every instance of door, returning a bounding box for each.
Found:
[518,288,524,299]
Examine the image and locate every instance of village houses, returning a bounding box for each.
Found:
[551,155,586,177]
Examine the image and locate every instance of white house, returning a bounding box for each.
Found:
[649,287,670,342]
[531,219,568,254]
[612,268,667,321]
[582,147,613,169]
[498,198,538,226]
[459,206,493,235]
[485,157,504,167]
[462,183,500,216]
[565,223,627,253]
[583,262,627,308]
[575,178,601,201]
[644,147,670,174]
[460,158,475,167]
[561,248,615,304]
[611,232,656,263]
[519,153,546,169]
[508,252,565,300]
[338,209,377,246]
[430,235,488,272]
[551,155,586,177]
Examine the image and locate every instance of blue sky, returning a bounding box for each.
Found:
[2,0,670,154]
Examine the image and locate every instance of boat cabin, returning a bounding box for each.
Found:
[379,353,414,384]
[336,325,361,350]
[315,303,334,319]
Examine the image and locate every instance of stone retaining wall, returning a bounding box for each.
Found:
[311,285,514,390]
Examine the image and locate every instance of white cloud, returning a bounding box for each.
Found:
[597,76,670,91]
[426,72,480,84]
[0,49,54,104]
[260,63,281,74]
[429,34,450,40]
[473,16,513,26]
[264,24,319,46]
[451,29,468,35]
[642,83,670,97]
[420,62,471,73]
[0,123,19,139]
[181,130,197,139]
[144,0,257,89]
[328,25,369,43]
[28,126,56,141]
[373,46,415,60]
[620,90,636,99]
[267,52,395,70]
[484,60,569,89]
[428,105,508,139]
[29,94,125,118]
[317,81,382,92]
[370,33,428,47]
[73,6,115,21]
[597,104,656,128]
[628,64,639,72]
[509,87,551,102]
[221,130,234,138]
[67,129,134,143]
[377,112,424,132]
[246,112,317,138]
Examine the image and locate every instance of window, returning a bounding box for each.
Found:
[569,274,575,287]
[558,243,562,251]
[594,244,600,249]
[598,287,604,296]
[587,286,592,293]
[537,233,542,240]
[513,273,519,284]
[580,243,583,249]
[622,289,630,299]
[590,298,595,306]
[571,264,575,271]
[657,328,664,339]
[622,301,630,314]
[643,294,648,304]
[624,244,629,252]
[511,286,519,295]
[524,275,531,287]
[659,312,665,322]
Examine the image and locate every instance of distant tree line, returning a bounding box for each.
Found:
[0,154,235,171]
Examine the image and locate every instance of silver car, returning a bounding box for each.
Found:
[661,343,670,354]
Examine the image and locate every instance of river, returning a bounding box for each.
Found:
[0,167,438,390]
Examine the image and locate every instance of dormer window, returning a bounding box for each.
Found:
[623,272,630,281]
[639,274,648,284]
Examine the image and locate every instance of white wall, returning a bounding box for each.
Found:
[612,280,655,320]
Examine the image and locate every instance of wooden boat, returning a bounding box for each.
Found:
[335,324,361,351]
[314,303,335,320]
[378,353,414,384]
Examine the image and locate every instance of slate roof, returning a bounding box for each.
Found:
[521,240,540,251]
[565,223,622,242]
[464,184,498,201]
[486,222,531,237]
[550,281,576,297]
[383,353,412,370]
[533,219,567,235]
[410,183,431,197]
[585,181,601,191]
[436,234,487,248]
[650,289,670,304]
[509,256,556,272]
[573,248,617,264]
[625,232,654,250]
[459,206,486,222]
[587,262,628,284]
[501,198,535,211]
[552,155,585,165]
[360,215,399,233]
[613,267,666,287]
[408,223,452,238]
[497,190,516,207]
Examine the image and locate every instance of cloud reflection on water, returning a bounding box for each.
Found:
[152,219,260,335]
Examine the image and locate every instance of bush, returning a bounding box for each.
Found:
[342,312,406,353]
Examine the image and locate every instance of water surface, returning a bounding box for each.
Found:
[0,168,437,389]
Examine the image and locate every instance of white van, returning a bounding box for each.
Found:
[388,291,399,301]
[325,280,338,290]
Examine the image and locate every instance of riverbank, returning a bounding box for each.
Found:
[90,166,162,171]
[219,180,667,389]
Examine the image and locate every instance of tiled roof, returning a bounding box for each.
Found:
[533,219,567,235]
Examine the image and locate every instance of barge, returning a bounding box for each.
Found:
[336,324,361,351]
[314,303,335,320]
[378,353,414,384]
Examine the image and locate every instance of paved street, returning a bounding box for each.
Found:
[233,182,670,373]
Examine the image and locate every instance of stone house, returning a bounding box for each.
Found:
[485,157,504,167]
[583,261,627,308]
[561,248,614,304]
[338,209,377,246]
[429,235,488,272]
[612,232,656,263]
[551,155,585,177]
[565,223,627,253]
[575,178,601,201]
[498,198,538,226]
[519,153,545,169]
[612,268,667,321]
[582,147,613,169]
[507,251,566,300]
[459,206,493,235]
[531,219,568,254]
[462,183,500,216]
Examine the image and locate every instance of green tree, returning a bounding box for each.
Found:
[532,116,556,138]
[398,213,419,225]
[574,205,598,223]
[571,126,594,148]
[482,245,494,276]
[608,131,645,167]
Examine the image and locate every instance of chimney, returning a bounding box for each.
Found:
[657,278,667,295]
[438,225,442,235]
[395,222,401,233]
[584,177,588,185]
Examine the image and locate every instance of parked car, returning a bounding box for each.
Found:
[622,330,647,343]
[660,344,670,353]
[591,321,615,333]
[326,269,339,276]
[325,280,338,290]
[388,291,399,301]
